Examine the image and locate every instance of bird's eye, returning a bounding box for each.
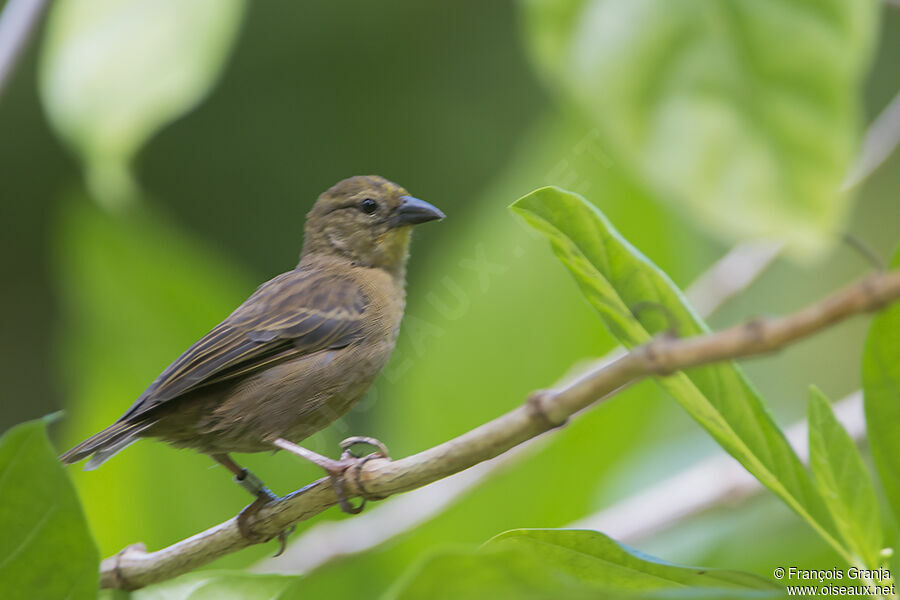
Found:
[359,198,378,215]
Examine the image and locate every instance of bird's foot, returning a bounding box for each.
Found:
[236,487,294,556]
[236,488,275,542]
[332,436,390,514]
[273,437,390,515]
[211,454,294,555]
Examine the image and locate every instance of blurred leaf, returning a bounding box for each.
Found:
[384,529,784,600]
[521,0,879,257]
[0,417,99,600]
[807,386,881,568]
[125,571,296,600]
[863,246,900,526]
[511,187,845,560]
[39,0,245,208]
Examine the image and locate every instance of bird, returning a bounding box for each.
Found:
[60,175,444,537]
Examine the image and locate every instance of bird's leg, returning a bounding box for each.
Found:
[271,438,361,513]
[213,453,274,500]
[212,453,293,555]
[272,437,389,515]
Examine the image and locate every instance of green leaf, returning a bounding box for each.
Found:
[863,246,900,528]
[807,386,882,568]
[125,571,297,600]
[385,529,784,600]
[511,187,844,560]
[520,0,879,257]
[39,0,245,208]
[0,417,99,600]
[487,530,781,592]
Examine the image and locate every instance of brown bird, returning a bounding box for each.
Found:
[61,175,444,533]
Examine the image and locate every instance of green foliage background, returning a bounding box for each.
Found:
[1,0,899,598]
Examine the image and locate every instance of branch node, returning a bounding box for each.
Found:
[108,542,146,591]
[744,317,769,347]
[526,389,566,429]
[637,338,676,376]
[861,273,890,312]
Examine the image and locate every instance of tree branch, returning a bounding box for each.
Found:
[100,269,900,590]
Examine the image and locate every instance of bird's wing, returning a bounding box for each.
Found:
[121,268,367,420]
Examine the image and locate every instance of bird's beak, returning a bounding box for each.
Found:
[393,196,445,226]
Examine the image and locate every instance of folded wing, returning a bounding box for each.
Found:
[121,268,367,420]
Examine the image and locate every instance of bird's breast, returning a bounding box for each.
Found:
[357,266,407,344]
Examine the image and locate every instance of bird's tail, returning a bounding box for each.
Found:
[59,421,151,470]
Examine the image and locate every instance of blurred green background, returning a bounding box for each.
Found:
[1,0,899,597]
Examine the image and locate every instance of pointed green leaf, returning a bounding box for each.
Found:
[486,529,782,592]
[0,418,99,600]
[385,529,784,599]
[807,386,882,568]
[863,246,900,528]
[520,0,879,257]
[511,186,844,560]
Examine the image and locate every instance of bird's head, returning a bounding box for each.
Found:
[300,175,444,274]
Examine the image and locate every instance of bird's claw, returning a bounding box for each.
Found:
[339,435,390,461]
[236,489,294,555]
[236,492,273,543]
[329,437,389,514]
[331,476,366,515]
[271,524,296,557]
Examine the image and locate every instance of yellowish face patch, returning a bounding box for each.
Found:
[374,226,412,266]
